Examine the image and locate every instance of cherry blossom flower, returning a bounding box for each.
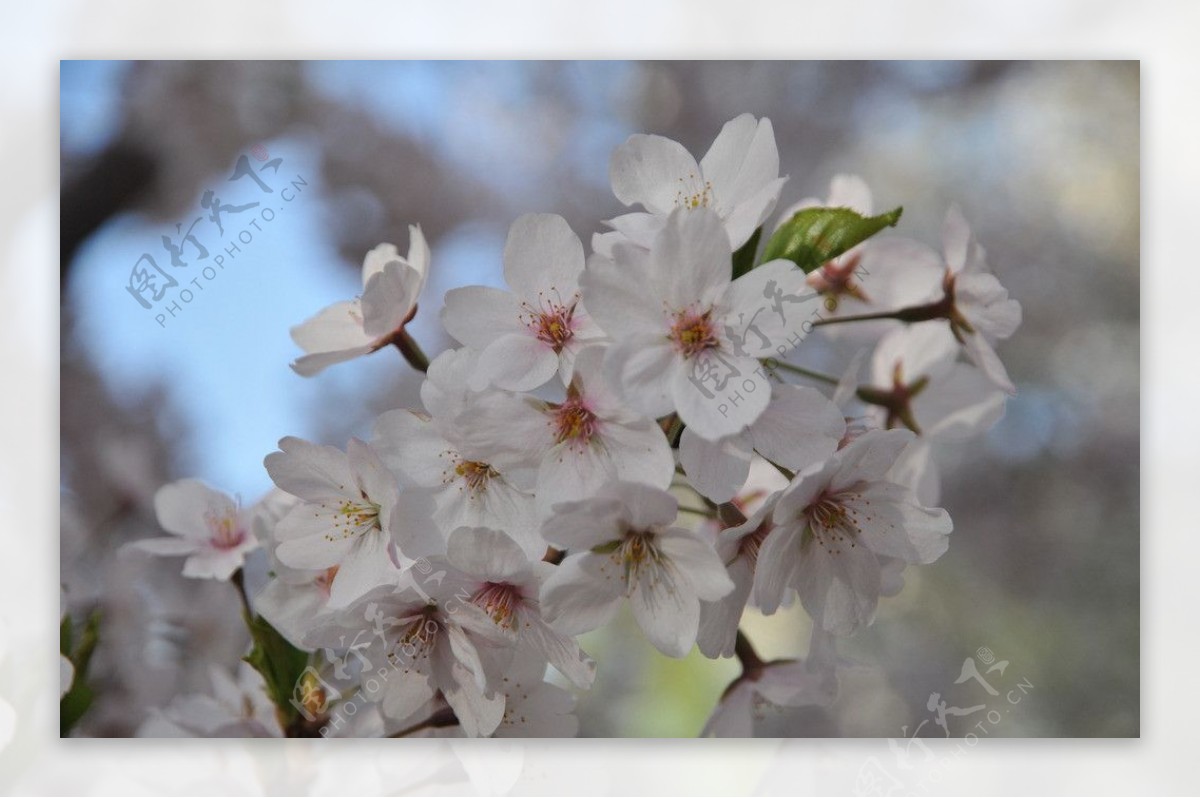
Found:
[754,428,952,635]
[540,482,734,657]
[290,227,429,376]
[582,207,817,440]
[312,570,511,737]
[444,526,594,688]
[459,347,674,519]
[930,205,1023,395]
[607,113,786,250]
[701,628,840,737]
[372,348,541,556]
[264,436,441,609]
[441,214,604,391]
[126,479,260,580]
[679,384,845,503]
[137,664,282,737]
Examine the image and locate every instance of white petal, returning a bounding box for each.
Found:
[656,526,733,601]
[827,174,873,213]
[503,213,584,298]
[795,536,881,635]
[361,260,422,338]
[962,328,1017,396]
[629,562,700,658]
[154,479,236,542]
[372,409,452,488]
[440,286,524,349]
[853,482,952,565]
[721,258,819,358]
[700,115,781,212]
[697,558,754,659]
[752,520,802,615]
[290,345,375,377]
[472,333,559,392]
[679,428,753,504]
[264,437,356,501]
[604,336,680,421]
[326,532,398,608]
[672,352,770,440]
[126,536,201,557]
[522,614,596,689]
[610,133,703,214]
[539,554,624,635]
[290,300,372,354]
[747,384,844,471]
[701,682,755,737]
[446,527,529,582]
[942,204,973,274]
[596,416,675,493]
[652,208,732,309]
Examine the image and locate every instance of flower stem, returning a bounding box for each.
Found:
[677,505,717,520]
[734,630,765,675]
[388,705,459,738]
[230,568,254,623]
[762,360,839,386]
[392,327,430,373]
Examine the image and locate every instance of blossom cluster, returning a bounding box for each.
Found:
[127,113,1020,738]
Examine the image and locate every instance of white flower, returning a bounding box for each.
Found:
[607,113,786,250]
[540,482,734,657]
[679,384,845,503]
[444,527,595,688]
[264,436,440,609]
[372,348,541,556]
[701,629,839,737]
[459,346,674,519]
[441,214,604,391]
[493,649,580,737]
[315,572,511,737]
[290,227,429,376]
[754,429,952,635]
[582,207,818,440]
[126,479,260,580]
[695,496,778,659]
[929,205,1023,394]
[137,664,282,737]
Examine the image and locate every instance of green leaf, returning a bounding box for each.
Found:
[243,613,310,727]
[60,611,101,736]
[760,205,903,273]
[730,225,762,279]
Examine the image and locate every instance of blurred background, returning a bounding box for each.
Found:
[58,61,1138,738]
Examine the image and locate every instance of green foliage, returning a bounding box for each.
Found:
[760,205,903,273]
[59,611,100,736]
[730,226,762,279]
[243,613,310,728]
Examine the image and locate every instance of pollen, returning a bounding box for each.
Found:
[551,396,598,449]
[669,307,720,358]
[804,490,869,555]
[675,175,714,210]
[453,459,498,495]
[519,287,579,353]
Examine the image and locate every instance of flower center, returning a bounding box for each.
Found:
[205,511,246,551]
[669,307,720,358]
[454,459,498,494]
[323,496,381,542]
[675,176,714,210]
[472,582,522,630]
[736,522,773,567]
[808,249,870,310]
[520,289,578,353]
[552,396,598,447]
[803,490,864,554]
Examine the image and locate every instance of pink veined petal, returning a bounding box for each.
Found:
[671,351,770,441]
[264,437,357,502]
[361,260,423,339]
[629,561,700,658]
[445,527,529,583]
[679,428,754,504]
[539,553,624,636]
[471,332,560,392]
[440,285,525,350]
[154,479,236,542]
[609,133,704,215]
[290,345,375,377]
[290,300,373,354]
[656,527,735,602]
[502,213,585,299]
